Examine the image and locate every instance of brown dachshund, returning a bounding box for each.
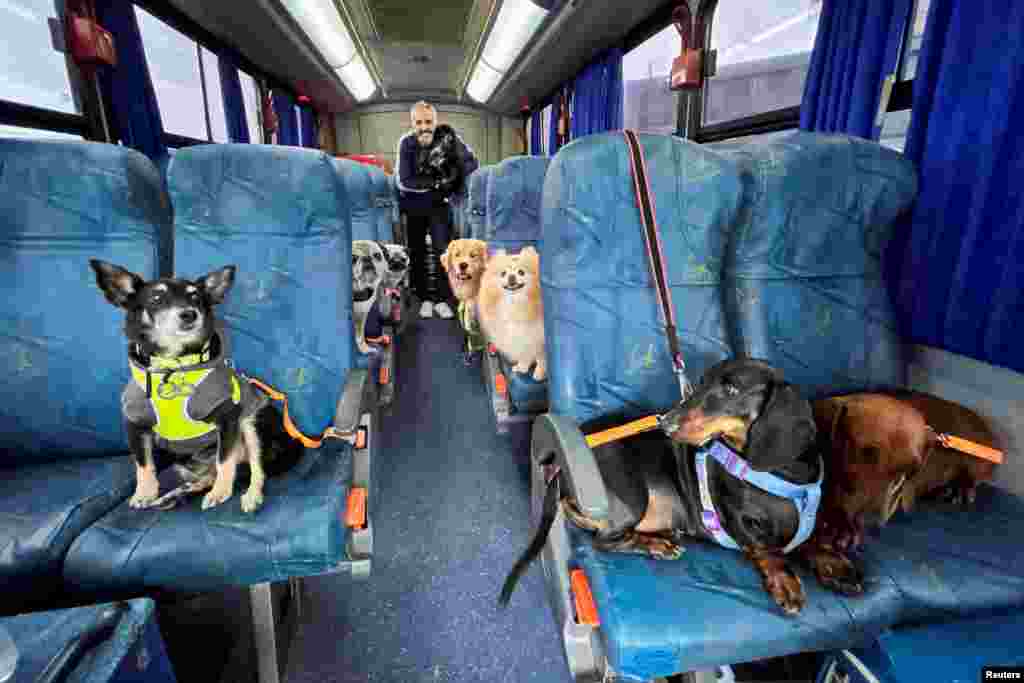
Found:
[812,391,1000,552]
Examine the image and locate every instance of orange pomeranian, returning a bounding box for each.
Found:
[477,246,546,381]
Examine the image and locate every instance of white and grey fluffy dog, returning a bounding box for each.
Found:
[352,240,386,354]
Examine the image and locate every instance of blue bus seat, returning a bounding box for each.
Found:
[815,608,1024,683]
[479,157,551,431]
[0,598,176,682]
[368,165,395,243]
[530,131,1024,682]
[334,158,398,406]
[334,157,378,242]
[0,139,169,615]
[63,145,376,598]
[465,165,492,241]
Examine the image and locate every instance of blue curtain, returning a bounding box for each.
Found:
[217,54,249,143]
[886,0,1024,374]
[95,0,167,162]
[299,107,317,148]
[800,0,913,139]
[569,48,623,139]
[530,109,543,155]
[548,89,562,156]
[272,91,299,146]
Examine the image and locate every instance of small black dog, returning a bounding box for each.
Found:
[499,358,865,616]
[90,260,302,513]
[423,124,462,195]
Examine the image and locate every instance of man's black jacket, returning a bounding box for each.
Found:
[396,126,479,213]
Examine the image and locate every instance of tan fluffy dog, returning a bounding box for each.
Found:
[440,238,489,303]
[477,246,546,381]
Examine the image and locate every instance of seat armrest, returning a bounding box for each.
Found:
[531,414,609,521]
[335,369,369,433]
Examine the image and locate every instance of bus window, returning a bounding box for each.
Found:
[622,24,679,135]
[0,124,81,141]
[1,0,79,115]
[200,47,229,143]
[704,0,823,127]
[135,6,210,141]
[878,0,930,152]
[239,71,262,143]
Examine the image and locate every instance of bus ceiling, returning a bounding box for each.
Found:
[159,0,680,116]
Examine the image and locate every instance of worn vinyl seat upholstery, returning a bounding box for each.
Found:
[536,131,1024,681]
[63,145,367,595]
[0,139,168,614]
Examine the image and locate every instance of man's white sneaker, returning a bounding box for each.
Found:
[434,302,454,319]
[419,301,434,318]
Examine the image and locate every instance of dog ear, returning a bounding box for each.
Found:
[520,246,539,259]
[440,244,451,272]
[198,265,237,304]
[90,259,145,309]
[745,383,817,470]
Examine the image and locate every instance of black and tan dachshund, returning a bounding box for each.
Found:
[500,358,867,616]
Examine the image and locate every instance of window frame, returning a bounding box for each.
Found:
[0,0,105,141]
[693,0,918,144]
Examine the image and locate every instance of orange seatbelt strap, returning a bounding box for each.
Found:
[246,377,365,450]
[934,431,1004,464]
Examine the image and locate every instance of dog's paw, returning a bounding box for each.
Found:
[201,486,232,510]
[763,565,806,616]
[812,551,865,597]
[643,536,684,560]
[240,487,265,514]
[532,362,547,381]
[511,361,529,374]
[129,490,159,508]
[129,478,160,508]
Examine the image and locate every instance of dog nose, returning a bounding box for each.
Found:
[179,310,198,324]
[458,262,468,271]
[508,274,518,286]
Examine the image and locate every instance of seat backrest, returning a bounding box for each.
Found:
[169,144,352,436]
[541,133,745,429]
[485,156,550,255]
[714,131,918,398]
[333,157,377,242]
[466,166,491,240]
[0,140,170,464]
[368,165,394,242]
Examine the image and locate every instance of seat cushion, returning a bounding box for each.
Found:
[0,598,174,683]
[63,442,355,594]
[0,139,168,464]
[369,166,395,242]
[333,156,378,242]
[541,133,744,427]
[0,456,134,611]
[714,132,918,397]
[485,156,549,254]
[496,355,548,415]
[466,166,490,240]
[571,483,1024,681]
[168,144,353,437]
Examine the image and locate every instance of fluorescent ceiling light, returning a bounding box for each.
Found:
[281,0,377,100]
[466,60,503,103]
[337,55,376,101]
[281,0,356,68]
[467,0,548,103]
[480,0,548,73]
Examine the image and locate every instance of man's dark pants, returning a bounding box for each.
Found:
[405,201,453,304]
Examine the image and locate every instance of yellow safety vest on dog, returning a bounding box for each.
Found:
[122,327,265,454]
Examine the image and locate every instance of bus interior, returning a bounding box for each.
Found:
[1,0,1023,682]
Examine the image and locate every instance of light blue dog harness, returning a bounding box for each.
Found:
[694,440,823,554]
